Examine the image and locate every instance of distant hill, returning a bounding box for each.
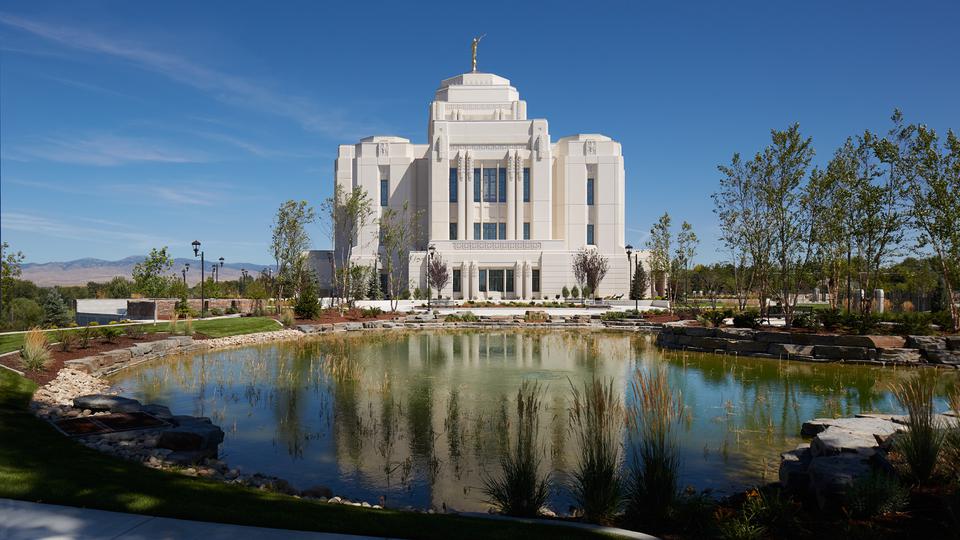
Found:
[21,256,271,286]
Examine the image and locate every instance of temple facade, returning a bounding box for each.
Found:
[319,70,648,300]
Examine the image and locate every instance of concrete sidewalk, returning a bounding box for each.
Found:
[0,499,397,540]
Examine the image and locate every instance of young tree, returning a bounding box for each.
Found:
[427,252,450,298]
[105,276,134,299]
[757,124,816,328]
[293,271,321,319]
[271,200,316,302]
[1,242,26,323]
[572,247,610,300]
[645,213,672,299]
[367,266,384,300]
[901,117,960,331]
[630,261,648,301]
[320,184,374,306]
[807,149,855,310]
[379,202,422,311]
[41,289,72,327]
[132,247,174,298]
[673,221,698,303]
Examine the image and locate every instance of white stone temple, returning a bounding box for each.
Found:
[312,68,649,301]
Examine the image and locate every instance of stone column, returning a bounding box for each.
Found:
[459,261,467,300]
[506,151,516,240]
[457,152,466,241]
[471,261,480,300]
[875,289,885,313]
[465,153,474,240]
[524,261,533,299]
[513,261,521,299]
[515,153,524,238]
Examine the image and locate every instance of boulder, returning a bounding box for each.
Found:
[684,327,717,338]
[779,444,812,493]
[834,335,905,349]
[768,343,814,357]
[158,417,224,452]
[689,336,730,351]
[947,336,960,351]
[925,350,960,365]
[755,331,793,344]
[63,358,97,373]
[141,404,174,421]
[73,394,143,413]
[877,348,923,363]
[727,340,770,354]
[129,342,155,357]
[717,328,756,340]
[813,345,873,361]
[170,336,193,347]
[907,335,947,350]
[791,334,842,347]
[810,426,879,457]
[807,454,873,510]
[98,349,133,368]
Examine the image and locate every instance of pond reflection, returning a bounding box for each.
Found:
[110,330,957,511]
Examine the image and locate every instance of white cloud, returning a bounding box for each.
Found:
[7,133,210,166]
[1,211,172,247]
[0,13,382,139]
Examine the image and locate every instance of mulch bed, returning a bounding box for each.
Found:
[1,332,210,386]
[273,309,402,326]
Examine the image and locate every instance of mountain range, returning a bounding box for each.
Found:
[20,256,271,286]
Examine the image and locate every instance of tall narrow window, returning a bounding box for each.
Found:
[523,222,531,240]
[498,168,507,203]
[380,179,389,207]
[498,222,506,240]
[474,223,481,240]
[506,269,514,293]
[453,269,461,293]
[449,168,458,202]
[587,224,595,245]
[483,168,497,202]
[473,168,481,202]
[489,270,504,292]
[449,223,458,240]
[587,178,595,206]
[523,168,530,202]
[479,269,487,292]
[532,269,540,292]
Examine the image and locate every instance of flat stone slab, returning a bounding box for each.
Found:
[925,350,960,365]
[807,454,873,510]
[768,343,814,357]
[813,345,873,360]
[810,426,881,457]
[801,416,903,438]
[907,335,946,350]
[877,348,923,363]
[73,394,143,413]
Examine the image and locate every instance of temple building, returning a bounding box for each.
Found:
[314,66,646,300]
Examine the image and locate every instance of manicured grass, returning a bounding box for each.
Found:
[0,317,281,355]
[0,369,614,539]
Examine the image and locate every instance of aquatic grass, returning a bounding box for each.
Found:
[568,377,624,524]
[483,381,551,517]
[169,312,181,335]
[844,471,909,518]
[891,371,945,484]
[183,315,194,337]
[943,386,960,482]
[624,366,686,527]
[19,328,51,372]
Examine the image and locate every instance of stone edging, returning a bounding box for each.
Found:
[655,325,960,367]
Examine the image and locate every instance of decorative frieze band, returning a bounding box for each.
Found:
[451,144,527,151]
[451,240,542,250]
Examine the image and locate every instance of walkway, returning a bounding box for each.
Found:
[0,499,396,540]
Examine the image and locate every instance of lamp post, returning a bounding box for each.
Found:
[181,263,190,287]
[427,244,436,309]
[191,240,205,318]
[626,245,637,314]
[240,268,249,296]
[216,257,224,282]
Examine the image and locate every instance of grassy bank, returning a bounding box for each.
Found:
[0,316,282,355]
[0,369,614,539]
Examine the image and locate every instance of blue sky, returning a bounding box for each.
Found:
[2,1,958,265]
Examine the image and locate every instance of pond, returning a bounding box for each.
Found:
[109,330,957,512]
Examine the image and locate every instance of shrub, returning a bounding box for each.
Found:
[360,306,382,318]
[19,328,51,371]
[893,312,933,335]
[625,367,686,527]
[8,298,44,330]
[101,326,122,344]
[818,308,844,331]
[78,326,97,348]
[524,311,548,323]
[791,311,820,330]
[699,309,732,328]
[280,309,295,327]
[56,329,77,352]
[225,305,239,315]
[41,289,73,328]
[716,488,799,540]
[900,300,915,313]
[183,315,194,336]
[892,372,945,484]
[943,388,960,483]
[732,310,761,329]
[569,378,623,524]
[571,286,580,299]
[399,289,411,300]
[844,472,909,518]
[210,307,224,316]
[562,286,570,299]
[412,288,423,300]
[483,381,551,517]
[124,324,146,340]
[601,311,628,321]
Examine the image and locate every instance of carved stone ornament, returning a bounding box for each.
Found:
[585,140,597,155]
[377,141,389,158]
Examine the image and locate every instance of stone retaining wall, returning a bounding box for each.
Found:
[656,325,960,366]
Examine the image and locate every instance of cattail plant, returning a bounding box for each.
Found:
[19,328,51,372]
[568,377,624,524]
[483,381,551,517]
[625,366,687,526]
[892,372,945,484]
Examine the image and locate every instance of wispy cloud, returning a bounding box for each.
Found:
[39,74,141,101]
[1,211,171,247]
[6,176,232,207]
[5,132,210,166]
[0,13,382,139]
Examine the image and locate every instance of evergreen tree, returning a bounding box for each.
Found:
[631,263,648,300]
[294,272,321,319]
[368,267,383,300]
[41,289,72,327]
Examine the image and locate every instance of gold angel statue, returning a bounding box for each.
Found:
[471,34,486,72]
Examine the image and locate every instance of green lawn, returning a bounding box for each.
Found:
[0,317,281,355]
[0,370,614,539]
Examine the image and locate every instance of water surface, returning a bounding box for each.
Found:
[110,330,957,511]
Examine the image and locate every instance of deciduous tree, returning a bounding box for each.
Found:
[132,247,174,298]
[271,200,316,302]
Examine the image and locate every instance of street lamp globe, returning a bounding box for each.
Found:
[191,240,201,256]
[218,257,224,268]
